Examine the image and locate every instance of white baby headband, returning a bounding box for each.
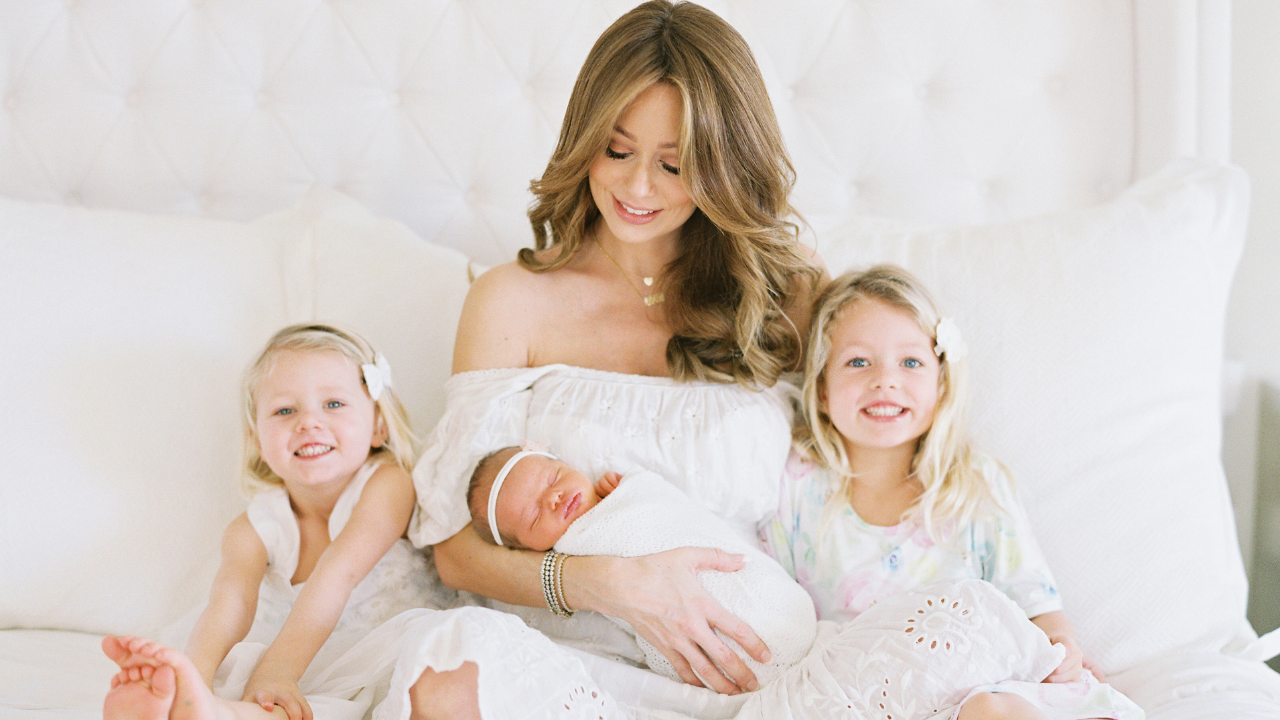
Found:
[487,449,556,547]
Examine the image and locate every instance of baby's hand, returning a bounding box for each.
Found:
[245,677,312,720]
[595,471,623,497]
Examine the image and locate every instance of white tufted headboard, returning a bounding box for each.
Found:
[6,3,1280,719]
[0,0,1229,267]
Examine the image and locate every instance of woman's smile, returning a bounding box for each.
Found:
[613,197,660,223]
[588,82,696,249]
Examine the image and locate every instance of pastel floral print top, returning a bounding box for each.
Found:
[760,450,1064,623]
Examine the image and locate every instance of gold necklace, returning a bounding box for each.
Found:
[595,239,665,306]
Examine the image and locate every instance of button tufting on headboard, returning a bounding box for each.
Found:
[0,1,1228,267]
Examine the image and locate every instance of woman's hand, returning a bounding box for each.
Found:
[244,676,312,720]
[562,547,769,695]
[434,529,770,693]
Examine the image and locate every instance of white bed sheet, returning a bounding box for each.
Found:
[0,630,113,720]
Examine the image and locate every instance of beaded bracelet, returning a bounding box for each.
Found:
[541,550,574,617]
[553,551,573,616]
[539,550,557,614]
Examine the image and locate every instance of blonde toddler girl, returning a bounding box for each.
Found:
[101,323,441,720]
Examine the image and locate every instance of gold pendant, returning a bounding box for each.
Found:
[644,292,665,306]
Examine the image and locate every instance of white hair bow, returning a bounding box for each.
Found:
[362,353,393,400]
[934,318,968,362]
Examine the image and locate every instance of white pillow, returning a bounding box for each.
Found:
[0,197,288,636]
[0,187,469,636]
[816,159,1250,674]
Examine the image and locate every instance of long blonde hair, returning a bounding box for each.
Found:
[240,323,418,496]
[795,265,1000,538]
[524,0,820,387]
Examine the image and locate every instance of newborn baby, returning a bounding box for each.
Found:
[466,446,817,687]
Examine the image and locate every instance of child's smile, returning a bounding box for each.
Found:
[295,443,334,457]
[862,402,907,418]
[820,298,940,460]
[254,349,382,495]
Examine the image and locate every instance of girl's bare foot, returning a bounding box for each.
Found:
[102,635,235,720]
[104,662,176,720]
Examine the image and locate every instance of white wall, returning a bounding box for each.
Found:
[1227,0,1280,656]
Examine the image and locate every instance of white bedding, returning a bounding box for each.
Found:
[0,631,114,720]
[3,2,1279,718]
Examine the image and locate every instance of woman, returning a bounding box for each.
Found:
[396,2,825,717]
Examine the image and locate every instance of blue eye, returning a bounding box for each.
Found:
[848,358,868,368]
[274,407,293,416]
[605,147,628,160]
[903,358,922,368]
[325,400,343,409]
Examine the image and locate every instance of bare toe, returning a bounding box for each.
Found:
[151,664,177,700]
[102,636,130,665]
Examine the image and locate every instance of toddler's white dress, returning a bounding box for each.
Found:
[170,458,452,720]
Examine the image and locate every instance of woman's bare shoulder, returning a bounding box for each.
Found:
[469,259,542,297]
[453,258,559,372]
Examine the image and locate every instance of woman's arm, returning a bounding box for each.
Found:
[245,465,416,720]
[434,527,767,693]
[183,514,268,687]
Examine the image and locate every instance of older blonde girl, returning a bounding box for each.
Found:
[763,266,1141,720]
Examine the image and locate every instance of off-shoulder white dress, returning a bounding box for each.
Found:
[380,365,796,720]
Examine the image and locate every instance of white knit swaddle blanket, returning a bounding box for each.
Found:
[554,470,818,687]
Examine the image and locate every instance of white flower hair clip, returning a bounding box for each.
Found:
[361,353,393,401]
[934,317,968,362]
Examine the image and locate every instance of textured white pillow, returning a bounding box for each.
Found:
[0,187,469,636]
[816,159,1249,674]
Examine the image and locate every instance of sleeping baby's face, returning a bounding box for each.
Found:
[494,452,602,551]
